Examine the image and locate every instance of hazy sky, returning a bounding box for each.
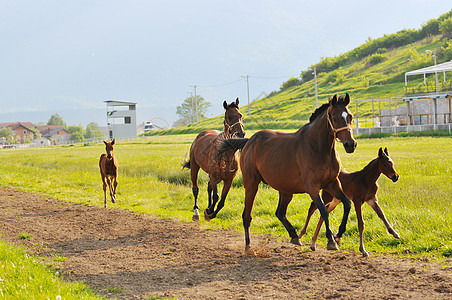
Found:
[1,0,451,127]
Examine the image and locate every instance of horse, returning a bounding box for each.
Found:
[183,98,245,221]
[99,139,118,208]
[299,147,400,257]
[218,94,357,254]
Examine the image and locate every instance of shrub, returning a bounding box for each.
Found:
[439,16,452,38]
[325,69,346,84]
[280,77,301,91]
[367,53,386,66]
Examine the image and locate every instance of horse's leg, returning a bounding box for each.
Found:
[275,192,300,245]
[190,161,201,221]
[106,177,113,203]
[243,181,259,255]
[298,201,317,239]
[299,190,335,239]
[354,200,368,257]
[101,174,108,208]
[206,177,233,220]
[204,180,219,221]
[367,196,400,239]
[111,176,118,203]
[310,198,340,251]
[309,193,338,250]
[324,179,352,242]
[207,182,213,210]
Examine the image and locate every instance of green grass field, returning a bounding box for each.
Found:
[0,136,451,297]
[0,240,103,299]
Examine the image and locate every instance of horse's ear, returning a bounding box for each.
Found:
[378,147,383,157]
[330,94,338,106]
[343,93,350,106]
[103,140,107,145]
[235,98,239,106]
[223,101,228,110]
[384,147,388,156]
[111,139,115,145]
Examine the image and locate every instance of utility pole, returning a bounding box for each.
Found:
[241,75,250,116]
[307,67,318,108]
[426,50,438,125]
[189,85,198,124]
[313,67,318,108]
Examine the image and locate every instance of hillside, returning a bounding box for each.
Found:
[147,9,452,135]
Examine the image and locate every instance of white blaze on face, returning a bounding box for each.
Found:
[342,111,349,124]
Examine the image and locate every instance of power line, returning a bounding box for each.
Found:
[196,73,299,88]
[198,79,243,88]
[250,73,300,79]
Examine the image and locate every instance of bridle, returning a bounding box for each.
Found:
[326,109,352,141]
[224,121,243,138]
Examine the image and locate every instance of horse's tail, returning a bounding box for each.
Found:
[218,138,249,158]
[182,159,190,169]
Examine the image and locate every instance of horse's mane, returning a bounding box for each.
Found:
[309,103,329,123]
[360,157,378,175]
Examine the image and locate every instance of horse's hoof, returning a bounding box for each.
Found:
[111,195,116,203]
[310,244,316,251]
[327,241,339,251]
[392,231,400,239]
[290,237,301,246]
[192,209,200,221]
[362,251,369,257]
[245,246,255,256]
[203,209,213,221]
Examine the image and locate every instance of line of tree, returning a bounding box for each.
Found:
[46,113,104,141]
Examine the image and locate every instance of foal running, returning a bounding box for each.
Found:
[299,147,400,257]
[183,98,245,221]
[99,139,118,208]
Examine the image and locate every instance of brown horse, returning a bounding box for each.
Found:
[219,94,357,254]
[299,147,400,257]
[99,139,118,208]
[183,98,245,221]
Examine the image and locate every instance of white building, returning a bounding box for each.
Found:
[105,100,137,140]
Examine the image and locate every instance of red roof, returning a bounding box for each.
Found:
[0,122,36,132]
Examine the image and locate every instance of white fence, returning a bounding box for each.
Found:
[1,135,197,149]
[354,123,452,135]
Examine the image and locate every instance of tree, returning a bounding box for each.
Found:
[68,124,84,142]
[0,128,13,143]
[47,113,66,127]
[176,95,211,125]
[85,122,103,139]
[439,17,452,38]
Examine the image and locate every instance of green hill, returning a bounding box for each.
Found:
[147,9,452,135]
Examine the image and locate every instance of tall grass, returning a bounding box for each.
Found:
[0,137,451,259]
[0,240,103,299]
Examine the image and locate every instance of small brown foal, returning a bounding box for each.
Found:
[299,147,400,257]
[99,139,118,208]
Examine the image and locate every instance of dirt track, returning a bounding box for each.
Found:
[0,185,451,299]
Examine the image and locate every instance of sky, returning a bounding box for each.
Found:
[1,0,451,128]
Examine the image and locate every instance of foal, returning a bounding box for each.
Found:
[99,139,118,208]
[299,147,399,257]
